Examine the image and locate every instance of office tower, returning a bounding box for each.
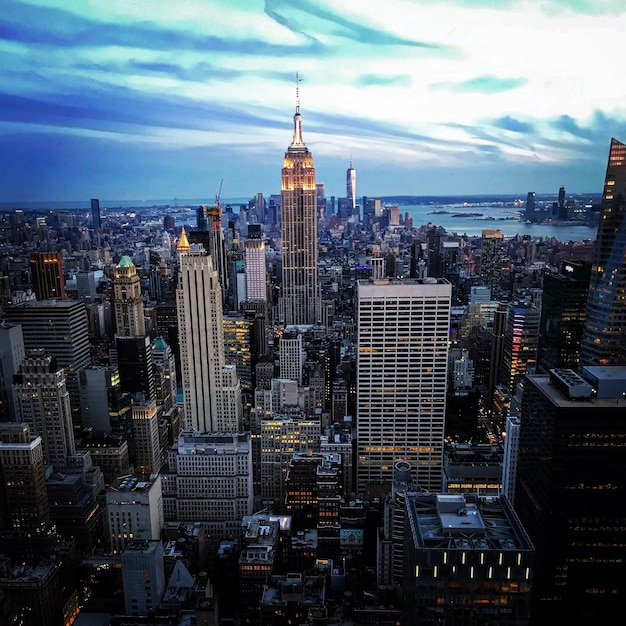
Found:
[245,224,267,302]
[536,261,591,373]
[78,365,123,432]
[0,423,50,543]
[0,322,25,421]
[403,493,534,625]
[161,431,253,544]
[106,475,164,553]
[557,185,566,219]
[13,354,75,468]
[502,414,520,502]
[75,270,98,304]
[121,539,166,616]
[260,410,320,508]
[46,471,104,553]
[515,368,626,623]
[132,400,163,475]
[480,228,504,298]
[279,327,305,384]
[356,278,452,493]
[113,255,145,337]
[316,182,326,219]
[487,301,507,411]
[426,226,443,278]
[223,312,254,402]
[500,299,540,398]
[346,160,356,212]
[196,203,229,306]
[525,191,536,222]
[196,204,208,230]
[280,93,321,326]
[29,252,66,300]
[442,442,503,494]
[90,198,101,229]
[580,138,626,366]
[151,337,178,412]
[3,299,91,425]
[114,335,156,401]
[176,247,242,432]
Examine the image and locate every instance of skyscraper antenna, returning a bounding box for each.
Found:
[296,72,302,110]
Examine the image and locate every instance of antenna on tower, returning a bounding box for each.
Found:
[296,72,302,110]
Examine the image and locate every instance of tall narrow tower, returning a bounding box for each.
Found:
[114,256,145,337]
[346,160,356,213]
[580,137,626,366]
[177,246,242,432]
[280,78,320,326]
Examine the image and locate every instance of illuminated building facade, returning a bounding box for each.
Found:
[176,247,242,433]
[480,228,504,299]
[113,255,145,337]
[346,161,356,213]
[244,224,267,302]
[280,96,320,325]
[581,137,626,365]
[356,278,451,493]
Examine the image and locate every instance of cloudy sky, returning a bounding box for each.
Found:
[2,0,626,203]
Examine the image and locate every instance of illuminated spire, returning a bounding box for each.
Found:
[291,72,305,147]
[177,226,190,253]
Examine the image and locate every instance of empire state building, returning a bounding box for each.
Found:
[280,95,320,326]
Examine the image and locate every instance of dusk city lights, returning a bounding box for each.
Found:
[1,2,626,626]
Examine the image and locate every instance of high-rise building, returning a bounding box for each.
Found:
[0,322,25,421]
[346,160,356,213]
[245,224,267,302]
[403,493,534,624]
[106,475,163,553]
[13,354,75,469]
[113,256,145,337]
[90,198,101,229]
[280,92,320,326]
[121,539,166,616]
[114,335,156,402]
[480,229,504,299]
[151,337,178,412]
[0,423,50,541]
[580,137,626,366]
[536,261,590,373]
[525,191,536,222]
[161,430,253,544]
[78,365,124,432]
[515,368,626,623]
[132,400,163,475]
[356,277,451,493]
[75,270,98,304]
[176,247,242,432]
[3,299,91,425]
[29,252,66,301]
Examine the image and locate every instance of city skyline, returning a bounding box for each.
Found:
[2,1,626,202]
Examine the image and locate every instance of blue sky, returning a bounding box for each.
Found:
[2,0,626,202]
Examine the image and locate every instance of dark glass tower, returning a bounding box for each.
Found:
[90,198,101,229]
[536,261,591,373]
[515,369,626,623]
[580,138,626,365]
[29,252,66,300]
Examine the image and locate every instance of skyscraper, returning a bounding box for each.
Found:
[356,277,451,493]
[480,228,504,299]
[245,224,267,302]
[176,247,242,432]
[536,261,590,373]
[346,160,356,213]
[90,198,101,229]
[515,368,626,622]
[580,137,626,366]
[13,354,75,468]
[113,256,145,337]
[280,89,320,326]
[29,252,66,301]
